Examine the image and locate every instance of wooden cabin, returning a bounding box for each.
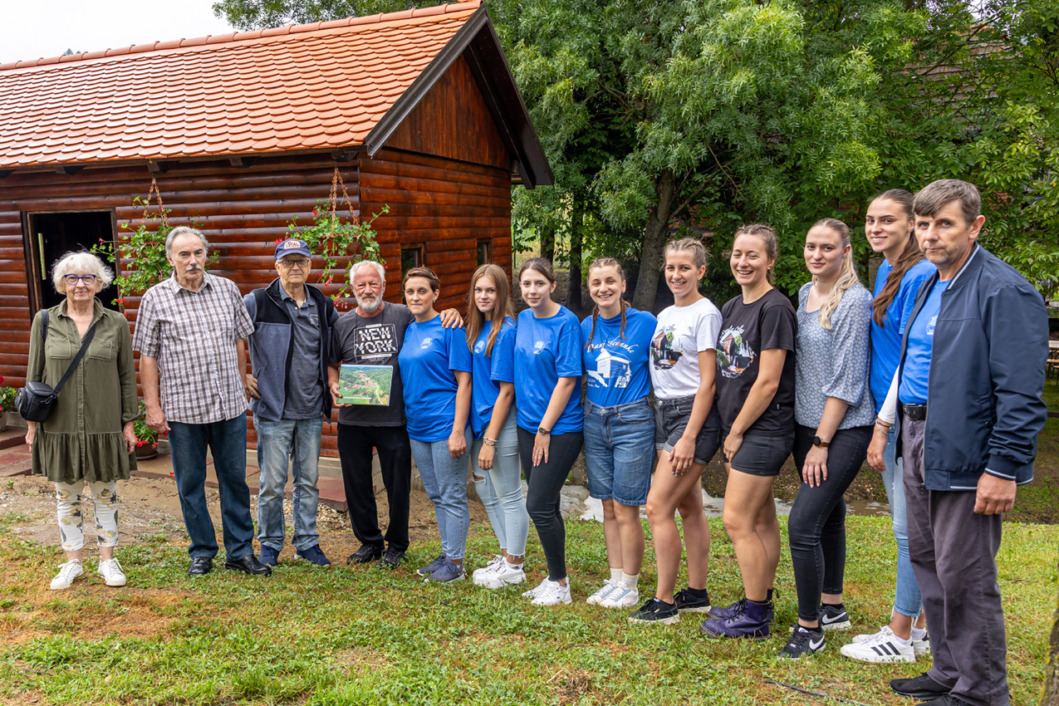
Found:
[0,0,551,455]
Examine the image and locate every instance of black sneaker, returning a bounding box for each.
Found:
[889,673,950,700]
[628,597,680,625]
[347,544,383,564]
[778,625,825,659]
[673,587,711,613]
[377,547,405,570]
[819,603,850,631]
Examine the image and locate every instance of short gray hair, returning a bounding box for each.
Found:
[913,179,981,225]
[349,260,385,282]
[52,251,113,293]
[165,226,210,257]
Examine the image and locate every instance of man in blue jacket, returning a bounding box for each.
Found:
[870,180,1047,705]
[244,238,339,568]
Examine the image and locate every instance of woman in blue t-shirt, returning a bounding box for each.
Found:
[464,264,530,590]
[843,189,935,664]
[580,258,657,611]
[514,258,584,607]
[398,267,473,583]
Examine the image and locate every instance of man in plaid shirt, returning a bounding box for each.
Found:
[134,226,271,577]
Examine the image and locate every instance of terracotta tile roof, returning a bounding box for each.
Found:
[0,0,481,168]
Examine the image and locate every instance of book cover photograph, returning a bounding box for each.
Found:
[337,364,393,406]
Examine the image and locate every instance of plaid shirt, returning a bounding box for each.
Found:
[133,272,254,424]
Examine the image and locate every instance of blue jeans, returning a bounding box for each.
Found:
[411,429,472,561]
[255,416,323,553]
[883,425,923,619]
[168,414,254,561]
[584,398,654,506]
[471,414,528,557]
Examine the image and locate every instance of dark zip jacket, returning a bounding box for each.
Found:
[896,243,1048,491]
[244,278,338,422]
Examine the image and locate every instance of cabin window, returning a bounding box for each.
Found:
[477,239,493,266]
[23,210,120,315]
[401,244,425,277]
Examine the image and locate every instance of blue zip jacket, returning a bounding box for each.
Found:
[244,278,339,422]
[896,244,1048,491]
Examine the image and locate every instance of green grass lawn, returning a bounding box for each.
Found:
[0,512,1054,705]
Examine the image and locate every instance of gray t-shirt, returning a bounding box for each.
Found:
[330,303,414,427]
[281,290,323,419]
[794,282,875,430]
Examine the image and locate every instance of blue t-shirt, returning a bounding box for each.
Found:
[469,317,516,437]
[898,278,947,406]
[581,307,656,407]
[514,306,584,434]
[870,258,934,413]
[398,316,473,442]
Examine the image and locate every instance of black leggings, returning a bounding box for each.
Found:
[517,427,583,581]
[788,424,872,622]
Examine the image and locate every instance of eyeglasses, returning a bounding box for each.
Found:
[278,259,311,269]
[63,274,98,285]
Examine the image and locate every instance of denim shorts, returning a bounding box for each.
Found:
[584,398,655,506]
[725,429,794,477]
[653,395,721,467]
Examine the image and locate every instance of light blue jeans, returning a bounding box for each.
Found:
[255,416,323,553]
[883,425,923,618]
[411,429,472,561]
[471,413,528,557]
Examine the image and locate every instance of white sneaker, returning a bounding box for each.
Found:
[522,577,549,599]
[840,626,915,663]
[471,555,504,586]
[586,579,620,605]
[911,632,931,656]
[851,625,889,644]
[600,585,639,609]
[97,558,127,587]
[50,561,84,590]
[479,561,525,589]
[531,579,572,606]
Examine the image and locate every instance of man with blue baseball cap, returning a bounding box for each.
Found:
[243,238,339,567]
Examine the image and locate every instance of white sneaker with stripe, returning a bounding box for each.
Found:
[840,626,915,663]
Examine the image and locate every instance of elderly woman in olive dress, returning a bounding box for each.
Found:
[24,251,138,590]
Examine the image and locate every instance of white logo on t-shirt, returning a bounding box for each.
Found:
[420,337,434,349]
[533,341,546,354]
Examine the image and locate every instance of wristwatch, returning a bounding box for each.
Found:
[537,427,551,436]
[812,435,830,448]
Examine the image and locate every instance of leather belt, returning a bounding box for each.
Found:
[902,403,928,422]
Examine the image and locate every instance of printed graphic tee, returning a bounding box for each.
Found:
[398,316,473,443]
[330,303,414,426]
[470,318,516,438]
[514,306,584,434]
[648,297,722,400]
[582,307,657,408]
[899,278,948,406]
[715,288,797,434]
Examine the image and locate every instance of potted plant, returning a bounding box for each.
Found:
[0,379,16,432]
[133,401,159,460]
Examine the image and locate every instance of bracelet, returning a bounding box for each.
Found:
[483,437,497,447]
[875,419,893,430]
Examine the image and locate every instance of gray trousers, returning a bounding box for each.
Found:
[902,416,1008,706]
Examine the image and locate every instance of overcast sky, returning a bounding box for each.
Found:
[1,0,236,64]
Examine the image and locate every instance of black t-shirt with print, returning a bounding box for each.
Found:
[715,288,797,435]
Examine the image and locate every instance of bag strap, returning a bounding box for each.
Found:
[52,322,99,395]
[41,309,49,343]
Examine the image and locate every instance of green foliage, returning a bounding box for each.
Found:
[0,381,15,414]
[283,200,388,300]
[90,199,218,302]
[132,401,157,447]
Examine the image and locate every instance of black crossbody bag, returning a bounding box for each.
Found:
[16,311,100,423]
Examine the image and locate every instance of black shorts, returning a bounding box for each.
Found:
[725,429,794,477]
[653,395,721,466]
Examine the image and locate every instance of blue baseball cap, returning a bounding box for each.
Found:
[275,238,311,260]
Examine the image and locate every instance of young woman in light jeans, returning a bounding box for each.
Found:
[580,259,657,610]
[398,267,473,583]
[846,190,935,663]
[514,258,584,607]
[465,264,530,589]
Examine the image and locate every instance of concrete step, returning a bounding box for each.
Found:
[0,428,27,450]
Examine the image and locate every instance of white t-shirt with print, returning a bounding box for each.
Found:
[649,296,722,399]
